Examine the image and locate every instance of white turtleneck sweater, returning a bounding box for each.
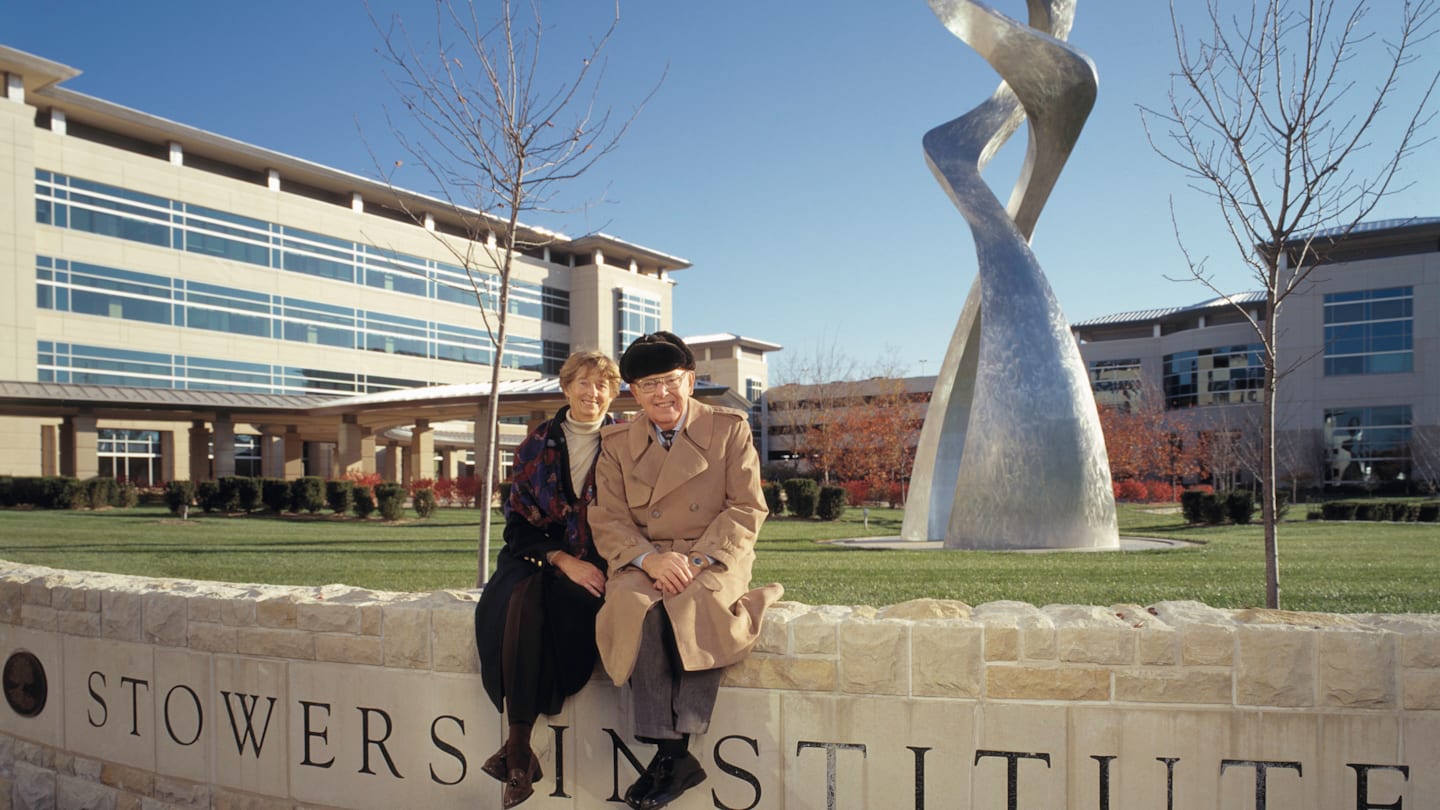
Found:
[561,410,605,492]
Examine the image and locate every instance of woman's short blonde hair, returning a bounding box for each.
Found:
[558,350,622,397]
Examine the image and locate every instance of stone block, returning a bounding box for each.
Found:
[254,596,297,629]
[789,611,839,655]
[1403,632,1440,668]
[839,620,908,695]
[1137,627,1179,665]
[143,594,187,647]
[209,788,292,810]
[0,580,22,623]
[725,656,837,692]
[19,606,56,632]
[1319,631,1396,708]
[186,622,237,654]
[13,741,53,769]
[57,774,116,810]
[101,592,144,642]
[984,626,1018,661]
[115,795,141,810]
[101,763,153,795]
[58,610,101,637]
[236,627,313,660]
[296,602,360,634]
[1236,627,1315,707]
[1113,668,1232,704]
[1404,671,1440,709]
[911,623,983,698]
[987,664,1110,701]
[1058,626,1135,665]
[429,606,477,673]
[381,607,430,669]
[67,756,100,780]
[20,579,53,607]
[1179,624,1234,665]
[51,586,97,612]
[313,634,383,666]
[188,597,254,627]
[880,598,972,620]
[358,605,382,636]
[13,761,55,810]
[150,776,208,810]
[754,608,789,654]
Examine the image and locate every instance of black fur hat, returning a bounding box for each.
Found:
[619,331,696,383]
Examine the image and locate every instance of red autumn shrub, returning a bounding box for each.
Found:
[1117,479,1148,502]
[841,480,871,507]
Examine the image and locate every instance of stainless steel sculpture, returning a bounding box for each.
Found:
[900,0,1118,550]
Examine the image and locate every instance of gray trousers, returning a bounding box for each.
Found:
[631,606,723,740]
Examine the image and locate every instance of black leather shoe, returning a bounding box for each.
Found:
[623,766,654,809]
[636,752,706,810]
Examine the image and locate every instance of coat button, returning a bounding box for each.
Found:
[689,503,699,512]
[651,509,662,518]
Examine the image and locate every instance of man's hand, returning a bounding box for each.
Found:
[551,552,606,597]
[640,550,695,595]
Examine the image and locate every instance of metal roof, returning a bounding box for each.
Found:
[1072,291,1266,329]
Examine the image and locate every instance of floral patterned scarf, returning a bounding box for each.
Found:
[505,407,614,558]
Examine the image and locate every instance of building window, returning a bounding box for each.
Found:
[234,434,263,478]
[543,340,570,375]
[616,290,661,356]
[1163,344,1264,409]
[745,379,765,403]
[1087,358,1142,409]
[542,287,570,325]
[97,429,162,486]
[1324,405,1411,485]
[1324,287,1413,376]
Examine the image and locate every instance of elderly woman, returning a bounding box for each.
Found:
[589,332,783,810]
[474,350,621,808]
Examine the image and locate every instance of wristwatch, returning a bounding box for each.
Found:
[690,555,709,568]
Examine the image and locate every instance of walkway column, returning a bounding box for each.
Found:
[58,414,99,480]
[440,447,459,480]
[259,433,281,478]
[382,441,403,482]
[337,415,365,478]
[160,431,177,483]
[283,427,305,479]
[40,424,58,476]
[189,421,211,481]
[212,415,236,479]
[407,419,434,483]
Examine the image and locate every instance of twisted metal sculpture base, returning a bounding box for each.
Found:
[900,0,1118,550]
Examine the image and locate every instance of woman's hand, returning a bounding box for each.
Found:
[639,550,695,596]
[551,552,606,597]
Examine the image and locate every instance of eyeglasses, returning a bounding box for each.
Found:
[633,371,689,394]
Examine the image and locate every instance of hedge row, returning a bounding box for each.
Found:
[1320,500,1440,523]
[160,476,427,521]
[763,479,847,522]
[0,475,139,509]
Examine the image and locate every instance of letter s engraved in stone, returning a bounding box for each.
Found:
[429,715,466,786]
[87,670,107,728]
[712,734,762,810]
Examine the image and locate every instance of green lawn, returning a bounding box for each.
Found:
[1,504,1436,613]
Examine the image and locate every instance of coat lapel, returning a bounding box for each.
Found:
[648,401,716,504]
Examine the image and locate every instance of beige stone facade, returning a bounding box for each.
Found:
[0,46,688,483]
[3,562,1438,808]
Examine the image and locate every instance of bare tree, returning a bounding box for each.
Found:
[1141,0,1438,607]
[371,0,653,585]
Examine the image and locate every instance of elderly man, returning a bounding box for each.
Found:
[589,331,783,810]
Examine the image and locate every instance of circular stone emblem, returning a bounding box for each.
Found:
[3,651,48,718]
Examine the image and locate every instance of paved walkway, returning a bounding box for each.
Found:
[827,535,1191,552]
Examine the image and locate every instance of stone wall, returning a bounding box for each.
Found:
[1,562,1438,809]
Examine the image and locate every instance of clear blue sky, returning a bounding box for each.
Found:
[9,1,1438,377]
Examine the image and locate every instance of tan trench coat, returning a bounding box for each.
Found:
[589,400,783,685]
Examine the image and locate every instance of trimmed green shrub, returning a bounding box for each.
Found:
[1394,503,1420,522]
[1224,491,1255,525]
[326,480,355,515]
[816,486,847,521]
[1201,495,1227,525]
[413,488,438,519]
[197,481,223,513]
[0,476,13,507]
[375,482,406,521]
[9,476,80,509]
[216,476,262,513]
[80,476,119,509]
[261,478,291,513]
[164,480,196,515]
[782,478,819,519]
[761,482,783,516]
[1353,502,1376,521]
[1180,490,1211,525]
[290,476,325,514]
[353,485,377,519]
[1322,501,1358,521]
[115,482,140,509]
[1274,490,1291,521]
[1419,502,1440,523]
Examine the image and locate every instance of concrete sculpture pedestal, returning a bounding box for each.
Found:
[901,0,1118,550]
